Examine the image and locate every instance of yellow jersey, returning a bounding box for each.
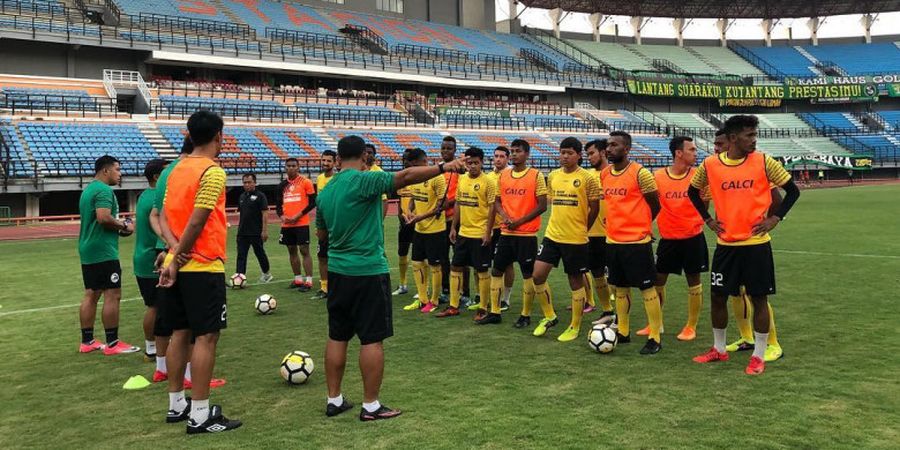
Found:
[544,167,601,245]
[397,185,412,217]
[456,172,497,239]
[587,167,607,238]
[485,169,508,229]
[408,173,447,234]
[316,172,333,192]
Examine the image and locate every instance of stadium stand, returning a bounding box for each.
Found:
[743,46,818,77]
[2,87,98,112]
[452,132,556,158]
[877,111,900,130]
[114,0,232,23]
[326,129,447,165]
[757,137,854,157]
[802,42,900,75]
[0,119,31,176]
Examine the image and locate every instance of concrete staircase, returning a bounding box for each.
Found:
[14,124,40,177]
[309,127,337,154]
[133,115,177,159]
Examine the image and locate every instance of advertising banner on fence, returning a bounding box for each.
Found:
[626,79,879,103]
[435,107,511,118]
[777,154,873,170]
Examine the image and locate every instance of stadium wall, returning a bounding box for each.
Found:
[557,30,900,47]
[0,40,144,79]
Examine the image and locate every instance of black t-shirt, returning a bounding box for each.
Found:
[238,190,268,236]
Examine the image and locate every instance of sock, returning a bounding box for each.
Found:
[294,274,303,283]
[412,261,428,303]
[583,274,596,307]
[362,400,381,413]
[641,288,663,342]
[521,278,535,316]
[753,332,769,359]
[184,362,192,382]
[489,274,503,314]
[534,282,556,319]
[450,271,463,308]
[327,394,344,407]
[168,390,187,413]
[305,276,313,284]
[713,328,727,353]
[594,276,613,312]
[767,303,779,346]
[81,328,94,344]
[156,355,167,373]
[501,285,513,304]
[655,285,666,330]
[429,266,442,305]
[614,286,631,336]
[569,287,587,330]
[145,340,157,355]
[485,275,500,310]
[687,284,703,329]
[731,291,754,342]
[477,272,491,313]
[398,255,409,287]
[321,279,328,293]
[105,327,119,347]
[190,399,210,425]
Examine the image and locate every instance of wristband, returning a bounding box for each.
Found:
[438,162,445,174]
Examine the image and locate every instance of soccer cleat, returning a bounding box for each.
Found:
[289,280,303,289]
[636,326,650,336]
[402,300,423,311]
[103,341,140,356]
[639,339,662,355]
[438,293,449,304]
[420,303,437,314]
[153,370,168,383]
[692,347,729,363]
[676,326,697,341]
[592,311,616,326]
[166,397,191,423]
[513,315,531,329]
[532,317,559,337]
[556,326,580,342]
[726,338,755,352]
[474,313,501,325]
[435,307,460,318]
[745,356,765,375]
[186,405,242,434]
[326,400,354,417]
[79,341,105,353]
[459,296,471,308]
[764,344,784,362]
[297,282,312,293]
[259,273,274,284]
[472,308,487,322]
[359,405,402,422]
[312,290,328,300]
[184,378,227,390]
[392,286,409,296]
[467,302,482,311]
[616,333,631,344]
[582,305,596,314]
[500,301,510,312]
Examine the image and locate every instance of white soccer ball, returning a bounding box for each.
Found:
[255,294,277,315]
[230,273,247,289]
[280,351,314,385]
[587,323,617,354]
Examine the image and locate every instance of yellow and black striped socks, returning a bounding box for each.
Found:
[594,275,613,312]
[687,284,703,329]
[398,255,409,288]
[450,271,463,309]
[412,260,428,304]
[429,265,442,306]
[569,287,587,330]
[641,287,663,342]
[535,282,556,320]
[614,286,631,336]
[521,277,535,317]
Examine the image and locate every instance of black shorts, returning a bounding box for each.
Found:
[327,272,393,345]
[656,233,710,275]
[537,238,590,275]
[162,272,227,336]
[412,230,445,265]
[606,242,656,290]
[451,236,493,271]
[490,228,502,254]
[398,220,414,246]
[492,235,538,278]
[81,260,122,291]
[710,242,776,297]
[279,226,310,246]
[317,238,328,259]
[588,237,607,274]
[137,276,159,307]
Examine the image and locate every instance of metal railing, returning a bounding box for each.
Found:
[266,27,354,51]
[520,48,558,72]
[727,41,788,81]
[153,85,392,106]
[135,12,253,39]
[522,27,610,74]
[1,93,121,117]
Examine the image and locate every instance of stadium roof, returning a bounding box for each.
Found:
[517,0,900,19]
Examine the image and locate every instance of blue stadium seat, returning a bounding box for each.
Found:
[745,46,817,77]
[803,43,900,75]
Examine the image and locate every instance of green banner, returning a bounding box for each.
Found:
[787,74,900,85]
[626,79,878,102]
[435,107,511,118]
[888,83,900,97]
[777,154,873,170]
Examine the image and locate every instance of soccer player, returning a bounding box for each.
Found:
[314,150,337,299]
[585,139,615,319]
[440,136,471,304]
[77,155,139,355]
[489,139,550,330]
[481,145,515,312]
[135,159,171,372]
[601,131,664,355]
[393,149,415,296]
[690,115,800,375]
[158,111,241,433]
[276,158,316,292]
[713,130,784,362]
[436,147,496,320]
[647,136,708,342]
[365,143,389,220]
[151,136,192,256]
[532,137,600,341]
[317,135,465,421]
[235,173,272,284]
[403,148,447,313]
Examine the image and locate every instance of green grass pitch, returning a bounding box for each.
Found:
[0,184,898,449]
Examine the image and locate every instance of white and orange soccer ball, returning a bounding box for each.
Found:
[230,273,247,289]
[587,323,617,354]
[255,294,277,315]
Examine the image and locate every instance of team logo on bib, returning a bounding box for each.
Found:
[110,273,120,283]
[573,179,582,187]
[474,184,480,191]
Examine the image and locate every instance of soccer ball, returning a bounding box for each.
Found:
[587,323,617,354]
[255,294,277,315]
[280,351,314,385]
[230,273,247,289]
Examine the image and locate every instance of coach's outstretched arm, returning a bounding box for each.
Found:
[392,157,466,189]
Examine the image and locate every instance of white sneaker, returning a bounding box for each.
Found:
[259,273,273,284]
[392,286,408,296]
